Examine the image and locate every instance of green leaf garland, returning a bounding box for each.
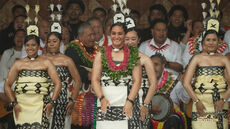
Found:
[101,46,140,81]
[68,42,94,67]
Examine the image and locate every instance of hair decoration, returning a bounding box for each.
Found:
[49,0,63,22]
[206,18,219,33]
[113,12,125,24]
[125,16,136,30]
[26,24,39,36]
[50,22,62,34]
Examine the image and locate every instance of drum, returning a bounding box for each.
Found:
[151,93,173,121]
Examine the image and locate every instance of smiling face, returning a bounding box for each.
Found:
[110,25,125,48]
[67,3,82,21]
[47,34,61,53]
[88,19,103,42]
[170,10,184,28]
[25,39,39,57]
[202,33,219,53]
[125,30,140,47]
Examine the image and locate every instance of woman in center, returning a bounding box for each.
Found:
[92,22,142,129]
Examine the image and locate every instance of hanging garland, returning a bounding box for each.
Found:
[68,40,99,67]
[188,34,201,55]
[101,45,140,81]
[156,71,174,94]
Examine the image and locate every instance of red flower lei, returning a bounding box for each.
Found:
[105,45,130,72]
[188,34,201,55]
[102,34,108,47]
[75,39,98,61]
[217,40,227,54]
[156,71,168,90]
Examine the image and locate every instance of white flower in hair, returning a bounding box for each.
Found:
[56,14,62,21]
[211,3,216,9]
[51,22,62,34]
[202,12,207,19]
[201,3,207,10]
[50,14,55,21]
[117,0,124,11]
[50,4,54,12]
[111,4,118,12]
[113,12,125,24]
[121,0,127,6]
[25,4,30,13]
[122,8,130,15]
[125,17,136,29]
[56,4,62,12]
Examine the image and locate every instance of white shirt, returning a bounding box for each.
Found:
[182,35,229,67]
[224,30,230,50]
[21,39,65,58]
[0,48,21,82]
[0,48,21,93]
[139,38,183,75]
[97,34,112,47]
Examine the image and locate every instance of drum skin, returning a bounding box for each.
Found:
[151,93,174,121]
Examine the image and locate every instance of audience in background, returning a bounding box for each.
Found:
[93,7,107,26]
[141,4,168,42]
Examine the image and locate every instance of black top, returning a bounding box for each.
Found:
[65,45,94,84]
[0,22,15,55]
[140,28,152,43]
[68,20,84,41]
[167,24,186,43]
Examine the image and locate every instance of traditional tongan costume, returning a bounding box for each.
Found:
[14,70,51,128]
[192,66,228,129]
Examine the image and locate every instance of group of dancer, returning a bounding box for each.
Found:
[0,4,230,129]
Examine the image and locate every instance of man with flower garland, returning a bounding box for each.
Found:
[65,22,98,129]
[150,53,190,129]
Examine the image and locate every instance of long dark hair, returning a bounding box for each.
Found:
[25,35,40,45]
[110,22,127,33]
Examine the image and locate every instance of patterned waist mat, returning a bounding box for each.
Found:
[97,106,126,121]
[14,82,51,95]
[192,110,228,121]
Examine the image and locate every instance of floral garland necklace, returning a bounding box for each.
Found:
[188,34,201,55]
[156,71,174,94]
[216,40,227,54]
[102,34,108,47]
[101,45,139,81]
[68,40,99,67]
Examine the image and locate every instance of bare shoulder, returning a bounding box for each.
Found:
[39,56,53,65]
[59,54,74,63]
[221,55,229,63]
